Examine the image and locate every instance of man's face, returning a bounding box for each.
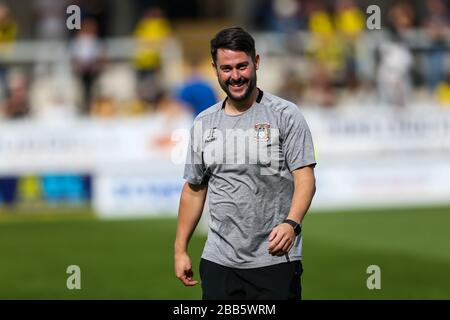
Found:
[213,49,259,102]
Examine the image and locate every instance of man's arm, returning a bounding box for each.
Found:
[174,182,208,286]
[268,165,316,256]
[285,164,316,225]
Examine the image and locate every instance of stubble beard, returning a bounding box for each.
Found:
[219,72,257,103]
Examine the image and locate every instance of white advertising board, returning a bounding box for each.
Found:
[1,107,449,216]
[303,107,450,209]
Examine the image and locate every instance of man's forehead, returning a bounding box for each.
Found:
[216,48,252,64]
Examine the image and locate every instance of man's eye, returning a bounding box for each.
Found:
[239,66,247,70]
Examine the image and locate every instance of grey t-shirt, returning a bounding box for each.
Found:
[184,89,316,268]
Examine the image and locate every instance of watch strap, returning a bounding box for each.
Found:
[283,219,301,236]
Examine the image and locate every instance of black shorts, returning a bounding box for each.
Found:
[199,258,303,300]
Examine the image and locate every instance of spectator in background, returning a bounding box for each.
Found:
[154,89,191,120]
[304,61,337,108]
[435,73,450,107]
[388,0,416,33]
[3,70,30,119]
[72,0,109,38]
[90,95,117,117]
[33,0,69,40]
[0,2,17,102]
[0,3,17,44]
[69,18,106,115]
[176,55,217,117]
[305,1,341,107]
[30,63,77,123]
[307,1,343,73]
[132,6,171,106]
[376,1,415,107]
[277,68,304,105]
[334,0,364,90]
[266,0,304,33]
[422,0,449,92]
[93,63,147,117]
[376,40,413,107]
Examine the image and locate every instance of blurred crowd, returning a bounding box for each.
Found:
[257,0,450,109]
[1,0,450,122]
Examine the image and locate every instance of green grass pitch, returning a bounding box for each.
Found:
[0,206,449,299]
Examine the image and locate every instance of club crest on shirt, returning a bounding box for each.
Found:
[254,123,270,141]
[204,127,217,143]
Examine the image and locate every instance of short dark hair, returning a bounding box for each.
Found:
[210,27,256,64]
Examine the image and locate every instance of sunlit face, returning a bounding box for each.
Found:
[213,49,259,103]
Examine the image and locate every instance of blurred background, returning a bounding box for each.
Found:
[0,0,449,299]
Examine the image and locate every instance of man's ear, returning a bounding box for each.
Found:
[254,54,260,70]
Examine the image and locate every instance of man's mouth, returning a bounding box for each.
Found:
[228,80,247,89]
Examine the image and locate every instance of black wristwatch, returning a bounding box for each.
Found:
[283,219,301,236]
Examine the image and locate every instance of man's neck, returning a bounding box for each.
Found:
[225,88,258,115]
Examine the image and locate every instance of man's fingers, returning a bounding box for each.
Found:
[175,266,191,279]
[270,235,295,256]
[184,269,198,286]
[185,269,193,278]
[282,238,293,252]
[276,239,292,256]
[272,238,294,257]
[268,229,277,242]
[269,234,286,253]
[270,236,288,255]
[268,233,282,251]
[178,270,199,286]
[176,265,199,286]
[181,276,199,286]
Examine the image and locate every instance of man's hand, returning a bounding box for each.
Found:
[268,223,296,256]
[174,252,199,286]
[174,182,207,287]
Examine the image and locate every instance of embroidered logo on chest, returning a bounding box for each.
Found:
[204,127,217,143]
[254,123,271,141]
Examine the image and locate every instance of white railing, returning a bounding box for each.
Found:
[0,37,184,86]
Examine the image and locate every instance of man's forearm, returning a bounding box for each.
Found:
[174,183,207,254]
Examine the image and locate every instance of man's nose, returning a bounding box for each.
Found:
[231,68,240,80]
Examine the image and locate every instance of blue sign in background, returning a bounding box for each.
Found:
[0,174,91,206]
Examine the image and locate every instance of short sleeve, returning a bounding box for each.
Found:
[183,121,210,185]
[281,106,316,172]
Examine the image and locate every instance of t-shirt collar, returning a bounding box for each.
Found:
[221,88,264,109]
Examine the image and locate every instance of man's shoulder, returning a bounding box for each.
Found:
[193,101,223,122]
[261,91,303,116]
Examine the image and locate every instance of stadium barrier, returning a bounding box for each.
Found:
[0,107,449,216]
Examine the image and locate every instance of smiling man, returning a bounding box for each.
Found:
[174,27,317,300]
